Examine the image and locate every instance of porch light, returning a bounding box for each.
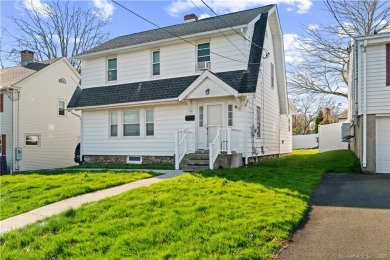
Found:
[205,88,210,95]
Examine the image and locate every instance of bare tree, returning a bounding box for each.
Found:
[291,94,343,135]
[288,0,390,98]
[2,0,110,71]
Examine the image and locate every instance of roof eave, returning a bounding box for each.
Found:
[68,97,179,111]
[73,25,248,60]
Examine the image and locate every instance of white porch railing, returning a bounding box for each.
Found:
[175,129,188,170]
[209,128,241,170]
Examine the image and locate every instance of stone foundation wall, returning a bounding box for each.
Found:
[141,156,174,164]
[83,155,174,165]
[248,153,291,164]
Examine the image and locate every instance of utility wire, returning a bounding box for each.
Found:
[188,0,248,59]
[200,0,270,58]
[111,0,263,65]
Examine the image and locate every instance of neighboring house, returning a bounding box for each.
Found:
[337,110,348,123]
[68,5,293,170]
[0,51,81,173]
[347,32,390,174]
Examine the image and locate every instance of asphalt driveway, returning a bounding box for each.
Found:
[277,173,390,260]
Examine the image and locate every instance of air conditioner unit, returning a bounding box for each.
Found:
[197,61,211,70]
[341,122,354,142]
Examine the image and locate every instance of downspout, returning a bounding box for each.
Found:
[244,98,249,164]
[15,90,20,171]
[362,39,367,168]
[251,94,256,156]
[10,91,14,174]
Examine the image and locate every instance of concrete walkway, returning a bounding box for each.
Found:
[277,173,390,260]
[0,169,184,235]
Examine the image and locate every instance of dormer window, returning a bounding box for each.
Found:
[107,58,117,81]
[197,43,210,70]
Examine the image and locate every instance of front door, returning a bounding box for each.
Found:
[197,104,223,150]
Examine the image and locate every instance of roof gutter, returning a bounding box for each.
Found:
[0,86,21,93]
[73,25,247,60]
[67,97,179,111]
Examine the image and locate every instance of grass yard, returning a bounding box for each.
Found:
[0,170,156,220]
[0,150,360,259]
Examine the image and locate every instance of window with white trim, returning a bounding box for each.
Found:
[228,104,233,126]
[145,110,154,136]
[288,118,291,132]
[199,106,204,127]
[110,111,118,137]
[26,134,40,146]
[152,51,160,76]
[107,58,117,81]
[123,111,140,136]
[256,106,261,138]
[197,43,210,70]
[58,100,66,116]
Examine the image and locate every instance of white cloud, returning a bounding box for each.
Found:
[283,33,304,65]
[92,0,115,20]
[23,0,51,17]
[167,0,312,17]
[199,13,211,19]
[307,24,319,31]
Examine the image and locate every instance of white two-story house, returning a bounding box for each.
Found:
[348,32,390,174]
[68,5,293,170]
[0,52,80,173]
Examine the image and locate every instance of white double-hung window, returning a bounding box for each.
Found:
[107,58,117,81]
[152,51,160,76]
[110,111,118,137]
[197,43,210,70]
[145,110,154,136]
[123,111,140,136]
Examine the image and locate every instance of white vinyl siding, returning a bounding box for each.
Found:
[80,34,247,89]
[82,103,196,156]
[359,44,390,114]
[15,59,80,171]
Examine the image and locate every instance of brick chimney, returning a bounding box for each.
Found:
[20,50,34,66]
[184,13,198,23]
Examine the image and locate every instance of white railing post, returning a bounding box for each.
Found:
[175,130,179,170]
[227,128,232,154]
[209,144,213,170]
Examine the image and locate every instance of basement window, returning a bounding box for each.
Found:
[127,156,142,164]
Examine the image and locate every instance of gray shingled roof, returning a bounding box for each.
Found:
[0,58,61,87]
[79,4,274,56]
[68,6,270,109]
[68,70,250,108]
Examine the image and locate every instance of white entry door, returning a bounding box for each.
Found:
[197,104,223,150]
[207,104,223,145]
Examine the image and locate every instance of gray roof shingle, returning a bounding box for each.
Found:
[79,5,274,56]
[0,58,61,87]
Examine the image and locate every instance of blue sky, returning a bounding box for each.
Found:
[0,0,331,68]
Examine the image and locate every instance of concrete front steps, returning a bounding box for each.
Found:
[179,150,210,171]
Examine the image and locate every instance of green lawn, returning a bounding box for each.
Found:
[0,150,360,259]
[0,170,156,220]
